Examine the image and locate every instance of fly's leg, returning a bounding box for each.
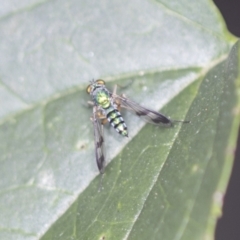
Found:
[88,101,94,106]
[115,80,134,90]
[112,87,131,111]
[97,111,108,125]
[112,84,123,111]
[90,109,108,125]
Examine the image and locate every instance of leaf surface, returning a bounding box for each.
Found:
[0,0,239,240]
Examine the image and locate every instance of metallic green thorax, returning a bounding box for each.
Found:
[94,89,111,109]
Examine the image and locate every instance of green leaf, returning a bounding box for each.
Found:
[0,0,239,240]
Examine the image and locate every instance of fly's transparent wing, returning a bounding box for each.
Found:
[92,107,105,173]
[114,95,173,126]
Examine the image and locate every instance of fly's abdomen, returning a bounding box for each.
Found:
[106,108,128,137]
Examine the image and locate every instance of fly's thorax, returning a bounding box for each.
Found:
[93,87,111,109]
[106,107,128,137]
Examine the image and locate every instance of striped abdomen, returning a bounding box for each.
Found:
[106,107,128,137]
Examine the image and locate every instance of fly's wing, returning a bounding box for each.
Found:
[114,95,173,127]
[92,107,105,173]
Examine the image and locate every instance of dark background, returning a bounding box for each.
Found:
[213,0,240,239]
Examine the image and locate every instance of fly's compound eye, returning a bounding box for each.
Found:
[86,84,92,94]
[86,79,105,94]
[96,79,105,85]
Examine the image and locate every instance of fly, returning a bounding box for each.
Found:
[86,79,189,174]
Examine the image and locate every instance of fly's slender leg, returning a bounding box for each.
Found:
[112,84,118,96]
[88,101,94,106]
[96,110,108,125]
[112,85,126,111]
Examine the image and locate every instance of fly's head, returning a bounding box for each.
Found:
[86,79,106,96]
